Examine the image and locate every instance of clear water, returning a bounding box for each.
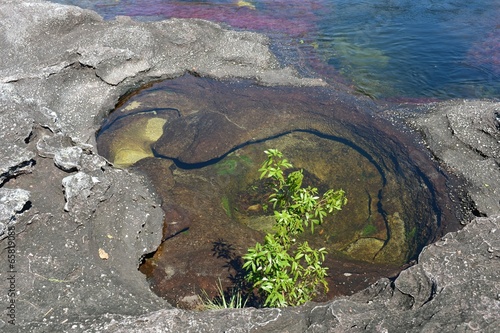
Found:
[98,75,464,304]
[52,0,500,99]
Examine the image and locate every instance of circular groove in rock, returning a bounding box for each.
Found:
[97,74,468,308]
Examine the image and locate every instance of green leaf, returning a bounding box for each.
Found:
[242,149,344,307]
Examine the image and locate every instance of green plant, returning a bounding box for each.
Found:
[199,278,247,310]
[221,196,232,217]
[362,223,377,237]
[242,149,347,307]
[406,226,416,241]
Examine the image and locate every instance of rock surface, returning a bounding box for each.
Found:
[0,0,498,332]
[408,100,500,216]
[88,216,500,333]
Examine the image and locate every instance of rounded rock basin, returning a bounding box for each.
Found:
[97,74,467,308]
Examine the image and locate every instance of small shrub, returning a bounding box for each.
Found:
[242,149,347,307]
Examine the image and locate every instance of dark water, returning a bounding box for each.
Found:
[51,0,499,99]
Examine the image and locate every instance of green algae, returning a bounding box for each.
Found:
[374,212,408,264]
[324,36,397,98]
[215,154,253,176]
[221,196,232,218]
[361,223,377,237]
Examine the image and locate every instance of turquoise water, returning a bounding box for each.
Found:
[51,0,500,99]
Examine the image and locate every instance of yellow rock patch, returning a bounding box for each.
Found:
[344,212,409,265]
[123,100,142,111]
[236,0,256,9]
[110,117,167,167]
[144,117,167,142]
[345,237,385,261]
[375,212,408,264]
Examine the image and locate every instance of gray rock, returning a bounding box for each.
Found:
[0,98,35,186]
[408,100,500,216]
[36,134,74,158]
[305,216,500,333]
[0,188,30,222]
[0,0,324,144]
[82,216,500,333]
[61,171,97,212]
[0,188,30,239]
[446,102,500,158]
[0,0,498,332]
[54,146,83,171]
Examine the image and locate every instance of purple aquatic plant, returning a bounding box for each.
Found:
[467,28,500,75]
[120,0,325,37]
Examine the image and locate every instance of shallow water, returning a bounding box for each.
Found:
[51,0,499,99]
[96,75,467,307]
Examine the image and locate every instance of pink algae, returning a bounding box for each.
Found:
[123,0,326,37]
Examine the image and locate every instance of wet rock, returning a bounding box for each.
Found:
[374,212,408,263]
[345,237,385,260]
[85,216,500,332]
[307,216,500,333]
[0,0,323,143]
[0,0,324,330]
[155,111,247,162]
[100,116,168,167]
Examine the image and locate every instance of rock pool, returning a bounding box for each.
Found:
[97,74,467,308]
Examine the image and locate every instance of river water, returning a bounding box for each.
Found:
[51,0,499,99]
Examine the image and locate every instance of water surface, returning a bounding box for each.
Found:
[51,0,500,99]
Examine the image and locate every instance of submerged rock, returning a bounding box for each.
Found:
[374,212,408,263]
[87,216,500,332]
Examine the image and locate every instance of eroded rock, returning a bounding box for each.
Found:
[409,100,500,216]
[0,0,497,332]
[0,96,35,186]
[62,171,97,212]
[85,216,500,332]
[54,146,83,171]
[0,188,30,239]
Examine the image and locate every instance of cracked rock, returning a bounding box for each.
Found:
[36,134,74,158]
[62,171,97,212]
[54,146,83,171]
[0,188,30,238]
